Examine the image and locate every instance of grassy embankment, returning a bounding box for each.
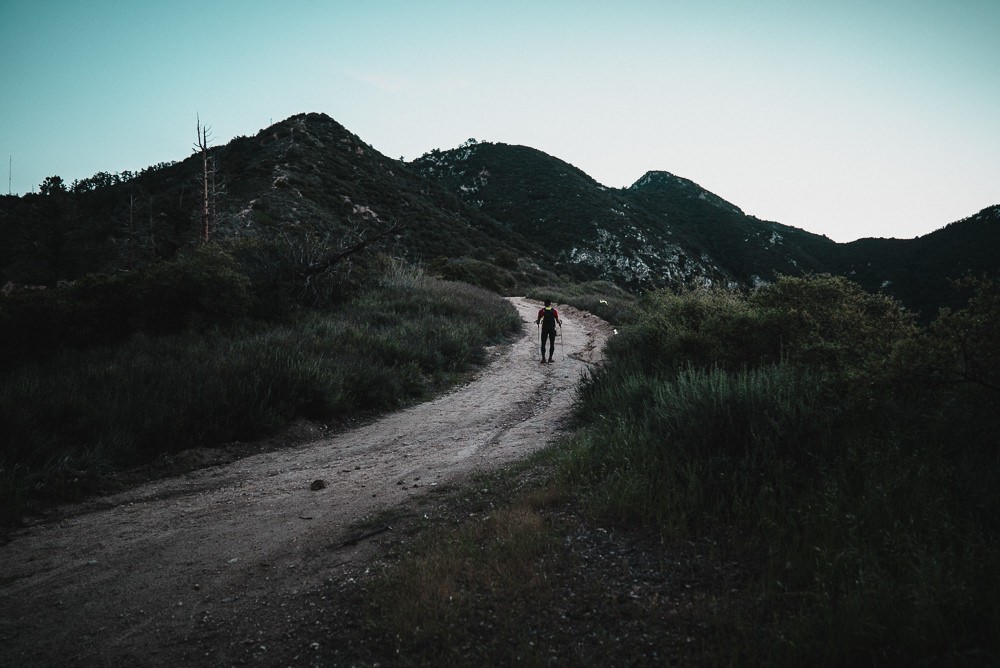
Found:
[361,274,999,666]
[0,249,521,523]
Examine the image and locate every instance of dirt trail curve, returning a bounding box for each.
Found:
[0,297,612,666]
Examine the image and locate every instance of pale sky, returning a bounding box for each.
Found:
[2,0,998,242]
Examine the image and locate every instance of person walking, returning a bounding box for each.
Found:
[535,299,562,363]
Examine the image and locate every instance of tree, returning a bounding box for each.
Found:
[70,171,118,193]
[924,276,1000,393]
[297,217,405,280]
[194,116,212,243]
[39,175,66,196]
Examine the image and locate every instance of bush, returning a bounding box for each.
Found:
[613,286,773,375]
[0,270,520,522]
[569,362,837,528]
[751,274,918,380]
[429,256,516,293]
[527,280,638,325]
[0,245,253,369]
[561,274,1000,664]
[133,245,253,332]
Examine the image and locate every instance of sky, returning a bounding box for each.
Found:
[2,1,998,242]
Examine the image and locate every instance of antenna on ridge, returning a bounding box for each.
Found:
[7,155,10,196]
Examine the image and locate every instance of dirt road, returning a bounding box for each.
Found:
[0,297,612,666]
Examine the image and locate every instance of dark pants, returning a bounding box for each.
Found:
[540,328,556,359]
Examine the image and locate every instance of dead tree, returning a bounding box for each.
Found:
[298,218,405,279]
[126,187,136,269]
[194,116,212,243]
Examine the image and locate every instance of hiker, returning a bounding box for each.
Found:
[535,299,562,363]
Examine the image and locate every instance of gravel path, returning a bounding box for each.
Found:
[0,297,612,666]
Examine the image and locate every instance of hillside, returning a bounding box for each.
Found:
[412,140,998,316]
[411,141,841,289]
[2,112,996,317]
[1,112,996,666]
[0,114,549,289]
[832,205,1000,316]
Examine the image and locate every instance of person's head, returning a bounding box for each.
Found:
[544,299,552,307]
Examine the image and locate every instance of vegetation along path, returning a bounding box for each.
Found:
[0,297,613,666]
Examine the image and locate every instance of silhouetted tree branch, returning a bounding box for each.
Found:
[298,218,405,279]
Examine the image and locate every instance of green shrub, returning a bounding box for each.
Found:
[0,245,254,369]
[593,275,917,389]
[430,256,516,293]
[527,280,638,324]
[134,245,253,332]
[0,270,520,521]
[569,362,836,528]
[615,286,774,374]
[562,274,999,664]
[751,274,918,381]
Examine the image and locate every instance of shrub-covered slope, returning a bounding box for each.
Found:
[1,112,996,317]
[411,141,838,289]
[413,141,998,317]
[0,114,549,288]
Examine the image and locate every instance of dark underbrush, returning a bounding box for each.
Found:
[359,274,999,666]
[0,250,520,523]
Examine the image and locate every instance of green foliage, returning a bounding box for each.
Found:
[608,286,772,376]
[368,483,560,663]
[527,280,638,325]
[0,271,520,522]
[0,245,253,368]
[592,274,916,388]
[561,274,1000,664]
[751,274,918,379]
[136,245,254,330]
[39,175,67,195]
[429,256,517,293]
[919,274,1000,393]
[568,363,837,530]
[224,235,362,314]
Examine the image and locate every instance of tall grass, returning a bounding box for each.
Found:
[560,275,1000,664]
[0,271,520,521]
[365,477,568,665]
[566,363,837,531]
[527,280,638,325]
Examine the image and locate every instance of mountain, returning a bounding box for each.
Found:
[621,170,841,285]
[411,139,997,316]
[831,205,1000,315]
[411,142,840,289]
[1,113,996,318]
[0,114,550,289]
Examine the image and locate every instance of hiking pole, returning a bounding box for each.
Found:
[537,321,542,362]
[559,326,564,360]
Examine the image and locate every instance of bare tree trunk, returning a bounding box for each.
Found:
[127,188,135,269]
[195,117,211,243]
[210,154,217,236]
[148,196,156,260]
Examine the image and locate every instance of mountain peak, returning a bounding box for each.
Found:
[629,170,684,188]
[629,171,743,215]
